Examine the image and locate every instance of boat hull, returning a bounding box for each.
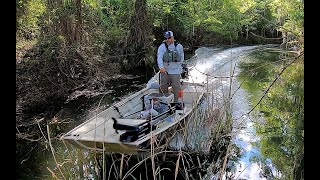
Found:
[61,72,205,154]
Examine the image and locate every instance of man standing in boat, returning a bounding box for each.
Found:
[157,31,184,102]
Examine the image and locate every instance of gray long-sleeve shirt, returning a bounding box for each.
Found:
[157,42,184,75]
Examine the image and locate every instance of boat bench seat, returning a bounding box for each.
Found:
[113,100,144,118]
[113,118,148,127]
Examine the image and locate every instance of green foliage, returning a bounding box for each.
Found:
[269,0,304,47]
[100,0,134,29]
[17,0,305,52]
[148,0,183,30]
[84,0,100,9]
[16,0,46,35]
[99,0,135,52]
[209,0,243,40]
[249,0,277,36]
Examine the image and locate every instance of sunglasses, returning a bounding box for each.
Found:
[166,36,172,40]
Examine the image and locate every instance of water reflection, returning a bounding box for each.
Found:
[189,45,298,179]
[229,47,304,180]
[187,45,271,179]
[228,75,271,179]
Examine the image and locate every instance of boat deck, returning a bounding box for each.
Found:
[61,76,205,154]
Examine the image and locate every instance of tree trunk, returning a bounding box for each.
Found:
[48,0,82,45]
[128,0,151,49]
[245,25,249,40]
[75,0,82,44]
[280,32,287,49]
[126,0,152,71]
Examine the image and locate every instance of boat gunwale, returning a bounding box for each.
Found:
[60,72,206,153]
[60,85,154,139]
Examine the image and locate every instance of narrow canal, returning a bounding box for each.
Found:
[17,44,303,180]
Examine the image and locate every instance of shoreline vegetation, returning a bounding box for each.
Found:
[16,0,303,179]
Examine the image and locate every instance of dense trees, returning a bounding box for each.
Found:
[17,0,304,53]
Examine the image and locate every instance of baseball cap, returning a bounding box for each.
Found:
[164,31,173,39]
